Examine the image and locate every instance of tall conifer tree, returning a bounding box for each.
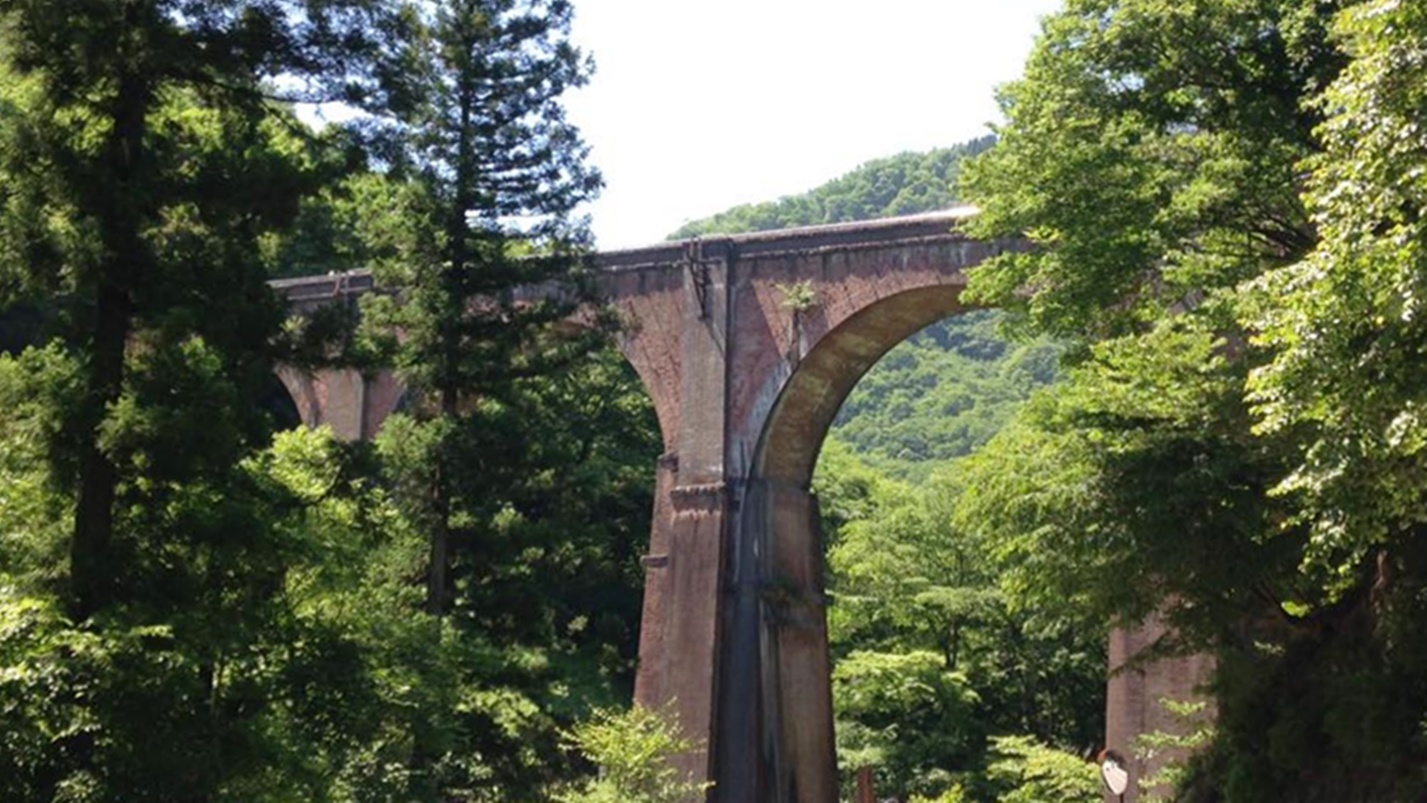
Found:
[346,1,605,796]
[357,0,600,616]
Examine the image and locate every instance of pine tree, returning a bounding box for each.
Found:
[346,1,606,796]
[356,0,600,616]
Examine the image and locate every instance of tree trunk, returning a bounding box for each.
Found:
[70,62,151,621]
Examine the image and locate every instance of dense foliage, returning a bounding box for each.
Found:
[0,1,658,801]
[4,0,1426,801]
[0,2,394,798]
[555,705,711,803]
[813,441,1104,802]
[958,0,1427,799]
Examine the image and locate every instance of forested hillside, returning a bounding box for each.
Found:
[670,137,993,239]
[834,312,1060,480]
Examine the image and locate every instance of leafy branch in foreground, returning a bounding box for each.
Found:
[556,705,712,803]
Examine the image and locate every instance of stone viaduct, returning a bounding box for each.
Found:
[271,209,1211,803]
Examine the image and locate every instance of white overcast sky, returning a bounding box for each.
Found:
[564,0,1062,250]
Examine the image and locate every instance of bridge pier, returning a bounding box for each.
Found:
[754,480,838,803]
[1105,616,1216,802]
[634,473,730,788]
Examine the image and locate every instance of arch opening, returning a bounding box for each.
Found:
[754,285,969,487]
[259,371,304,436]
[740,287,1104,803]
[716,285,980,803]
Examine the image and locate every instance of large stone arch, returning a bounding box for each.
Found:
[269,272,406,441]
[258,369,304,433]
[592,213,1015,803]
[272,362,405,441]
[717,284,977,803]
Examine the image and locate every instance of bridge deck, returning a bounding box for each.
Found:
[269,206,979,297]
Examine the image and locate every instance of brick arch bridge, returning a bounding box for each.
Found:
[273,209,1209,803]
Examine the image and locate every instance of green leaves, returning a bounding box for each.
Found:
[954,0,1427,796]
[958,317,1301,646]
[555,705,710,803]
[981,735,1101,803]
[1243,0,1427,575]
[834,650,982,796]
[962,0,1328,338]
[0,1,644,800]
[815,437,1106,801]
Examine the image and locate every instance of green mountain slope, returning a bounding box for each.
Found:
[836,311,1059,480]
[670,136,993,239]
